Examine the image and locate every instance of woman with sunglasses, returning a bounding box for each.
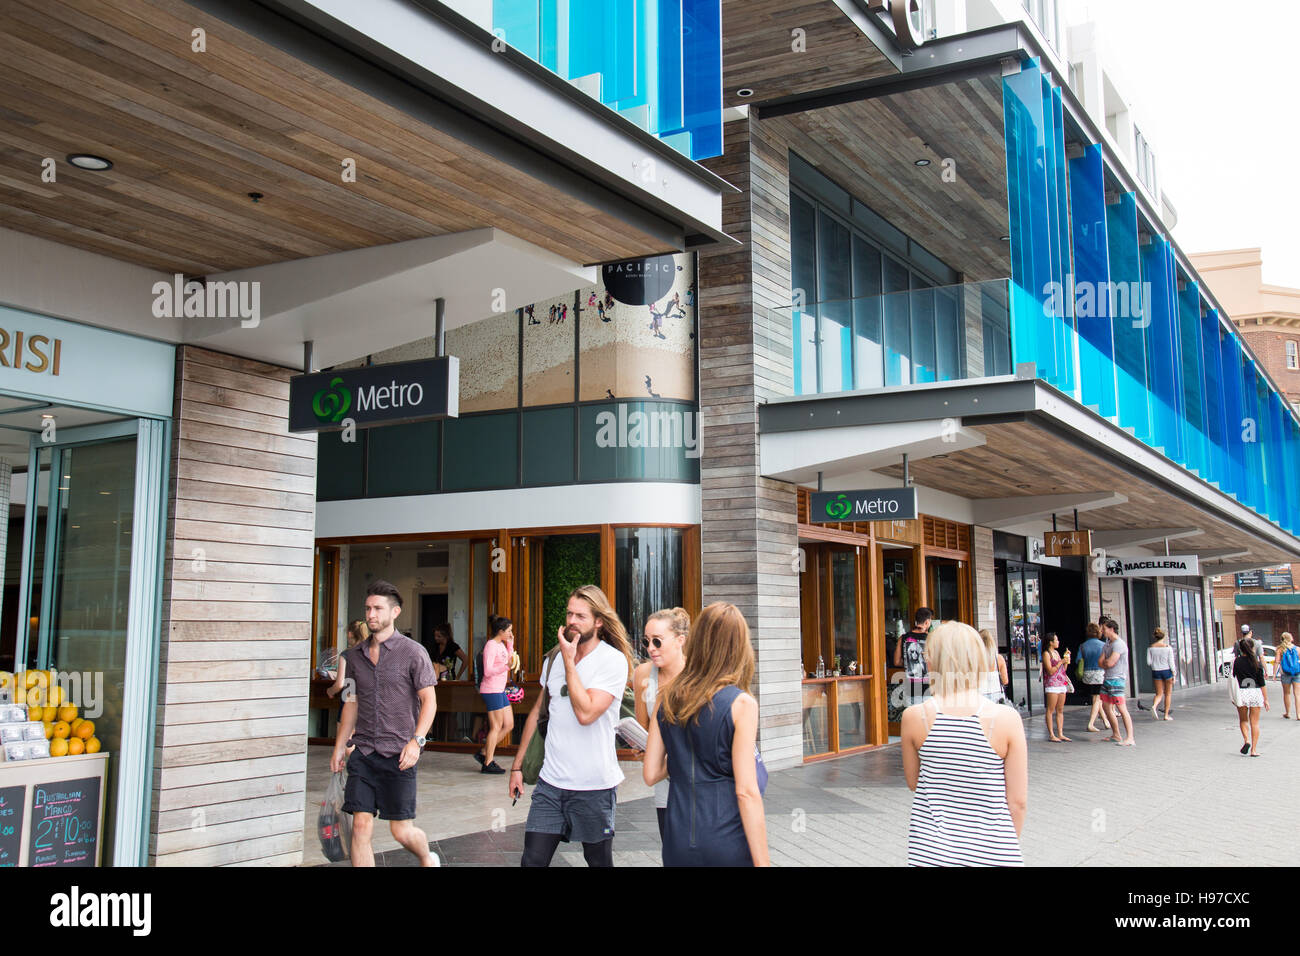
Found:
[633,607,689,838]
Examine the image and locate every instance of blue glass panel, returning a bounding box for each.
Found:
[935,287,962,381]
[1177,280,1207,477]
[1105,193,1150,442]
[910,285,937,384]
[1002,66,1054,379]
[1044,82,1074,395]
[883,259,910,385]
[1220,330,1247,500]
[1068,145,1116,418]
[496,0,721,159]
[792,308,817,396]
[982,283,1012,376]
[851,235,883,389]
[1140,237,1181,461]
[679,0,721,158]
[1200,311,1228,488]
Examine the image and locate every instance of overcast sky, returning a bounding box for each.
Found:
[1067,0,1300,289]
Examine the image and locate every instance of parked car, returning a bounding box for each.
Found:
[1218,644,1278,678]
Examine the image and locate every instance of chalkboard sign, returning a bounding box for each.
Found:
[29,776,99,867]
[0,786,24,866]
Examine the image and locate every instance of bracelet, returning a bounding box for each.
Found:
[510,768,522,774]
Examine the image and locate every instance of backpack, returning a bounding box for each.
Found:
[1282,646,1300,676]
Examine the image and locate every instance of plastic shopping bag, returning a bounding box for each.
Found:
[318,770,352,862]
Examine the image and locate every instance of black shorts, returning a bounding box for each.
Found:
[343,749,417,821]
[1082,682,1103,698]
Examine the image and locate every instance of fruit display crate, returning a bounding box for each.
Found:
[0,752,108,866]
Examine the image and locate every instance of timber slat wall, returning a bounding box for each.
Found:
[151,346,314,867]
[699,115,802,769]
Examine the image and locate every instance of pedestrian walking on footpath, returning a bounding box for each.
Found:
[894,607,934,707]
[1277,632,1299,718]
[1078,623,1113,734]
[644,602,769,867]
[978,628,1010,704]
[511,585,633,867]
[475,615,516,774]
[632,607,690,838]
[903,621,1026,866]
[330,580,439,867]
[1098,617,1135,746]
[1041,632,1071,741]
[1146,628,1176,720]
[1232,636,1269,756]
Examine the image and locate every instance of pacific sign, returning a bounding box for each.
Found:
[810,488,918,523]
[288,356,459,433]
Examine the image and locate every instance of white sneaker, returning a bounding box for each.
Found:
[425,851,441,867]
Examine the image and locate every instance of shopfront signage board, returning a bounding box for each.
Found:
[289,356,459,433]
[1235,567,1294,590]
[29,775,100,867]
[1026,536,1061,567]
[1101,555,1200,578]
[0,305,175,418]
[1043,530,1092,557]
[810,488,917,523]
[0,786,23,866]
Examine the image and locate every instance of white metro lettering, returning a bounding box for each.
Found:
[854,498,900,516]
[356,380,426,413]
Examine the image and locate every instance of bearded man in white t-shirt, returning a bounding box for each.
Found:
[511,584,633,867]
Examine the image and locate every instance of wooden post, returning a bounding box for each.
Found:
[869,541,887,745]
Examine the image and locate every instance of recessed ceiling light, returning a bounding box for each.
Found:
[247,192,264,203]
[67,153,112,171]
[914,158,931,166]
[736,88,754,98]
[1000,235,1011,242]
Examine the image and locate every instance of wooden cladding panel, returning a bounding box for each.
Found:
[152,346,315,867]
[722,0,898,108]
[0,0,672,275]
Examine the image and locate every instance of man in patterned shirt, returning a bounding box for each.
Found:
[331,579,438,866]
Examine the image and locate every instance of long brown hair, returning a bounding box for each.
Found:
[569,584,633,679]
[659,603,755,725]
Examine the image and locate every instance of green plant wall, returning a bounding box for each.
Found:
[541,534,601,655]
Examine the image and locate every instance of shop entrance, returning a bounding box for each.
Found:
[0,409,169,867]
[995,561,1045,715]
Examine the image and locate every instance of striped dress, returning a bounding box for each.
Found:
[907,697,1024,867]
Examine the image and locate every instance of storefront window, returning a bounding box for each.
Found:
[615,528,683,652]
[836,679,869,751]
[802,683,830,757]
[829,550,858,673]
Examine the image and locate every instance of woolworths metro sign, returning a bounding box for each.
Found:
[289,357,459,433]
[809,488,917,523]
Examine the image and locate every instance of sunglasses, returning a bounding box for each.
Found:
[642,637,663,651]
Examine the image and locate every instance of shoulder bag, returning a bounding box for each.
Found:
[519,646,562,785]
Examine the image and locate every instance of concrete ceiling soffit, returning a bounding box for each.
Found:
[759,419,986,483]
[180,228,594,367]
[971,491,1128,527]
[1089,528,1203,550]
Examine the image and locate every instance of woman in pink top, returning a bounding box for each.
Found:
[476,616,516,774]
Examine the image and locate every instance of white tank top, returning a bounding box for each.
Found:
[646,666,670,809]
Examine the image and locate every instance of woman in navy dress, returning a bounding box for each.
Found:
[643,602,769,867]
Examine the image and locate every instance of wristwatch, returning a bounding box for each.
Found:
[414,736,427,748]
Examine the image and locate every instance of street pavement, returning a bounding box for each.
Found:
[311,683,1298,867]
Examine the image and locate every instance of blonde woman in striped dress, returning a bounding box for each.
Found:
[902,621,1027,866]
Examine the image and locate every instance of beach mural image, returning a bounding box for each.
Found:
[521,252,695,405]
[446,309,518,412]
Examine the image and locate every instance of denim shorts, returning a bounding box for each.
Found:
[481,691,509,711]
[525,778,616,844]
[1152,669,1173,680]
[1281,672,1299,686]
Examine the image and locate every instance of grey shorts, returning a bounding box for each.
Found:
[1281,672,1300,686]
[526,778,617,844]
